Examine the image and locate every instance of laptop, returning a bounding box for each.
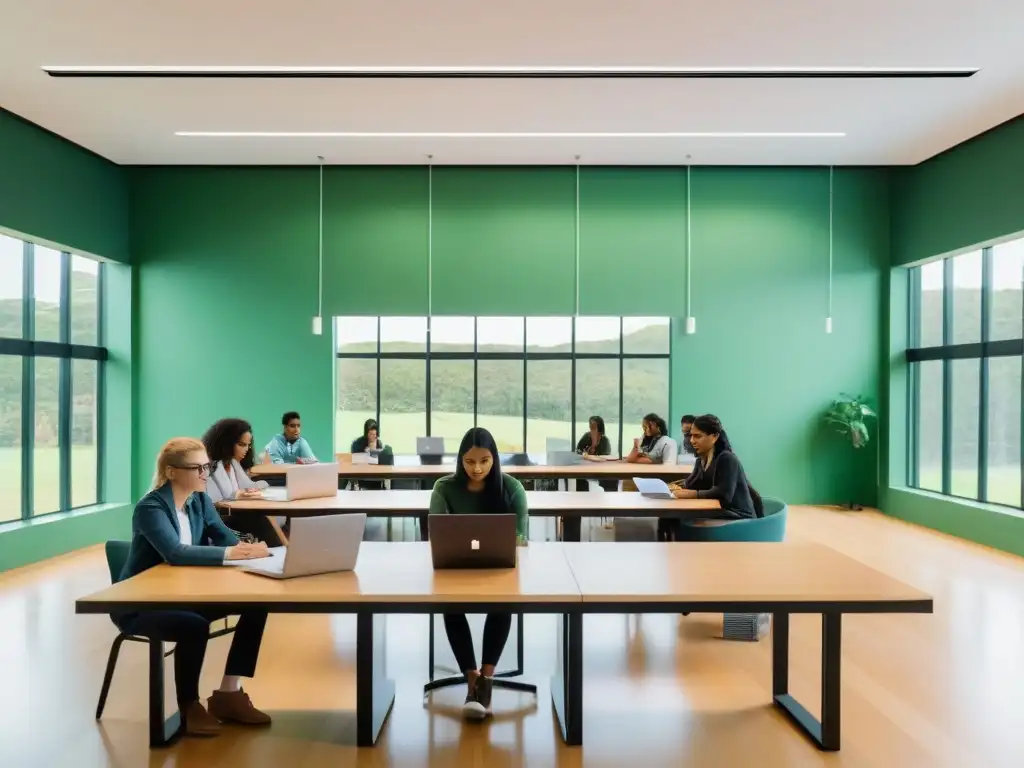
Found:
[262,462,339,501]
[633,477,675,499]
[547,450,582,466]
[416,436,445,465]
[429,514,518,569]
[239,514,366,579]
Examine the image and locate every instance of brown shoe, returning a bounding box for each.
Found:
[181,700,221,737]
[207,688,272,726]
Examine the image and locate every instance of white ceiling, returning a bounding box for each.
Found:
[2,0,1023,166]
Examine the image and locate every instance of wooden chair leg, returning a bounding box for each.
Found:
[96,634,127,720]
[268,517,288,546]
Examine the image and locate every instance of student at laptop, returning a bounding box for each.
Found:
[575,415,617,492]
[115,437,272,737]
[350,418,385,491]
[202,418,282,547]
[667,414,763,534]
[626,413,677,465]
[429,427,528,721]
[264,411,317,464]
[679,414,697,460]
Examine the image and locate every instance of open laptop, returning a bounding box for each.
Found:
[429,514,517,569]
[633,477,675,499]
[239,514,366,579]
[547,450,582,466]
[262,462,339,501]
[416,436,445,465]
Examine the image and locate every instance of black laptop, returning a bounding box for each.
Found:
[428,514,518,569]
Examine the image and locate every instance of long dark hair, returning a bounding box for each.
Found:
[641,413,669,451]
[588,415,606,435]
[363,418,380,448]
[454,427,510,512]
[202,417,255,471]
[692,414,763,516]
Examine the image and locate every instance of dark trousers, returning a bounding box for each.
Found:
[575,479,618,493]
[443,613,512,672]
[118,609,267,705]
[222,512,284,547]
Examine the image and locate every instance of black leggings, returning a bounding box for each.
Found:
[443,613,512,672]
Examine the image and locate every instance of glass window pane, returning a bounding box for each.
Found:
[526,360,571,453]
[478,317,524,353]
[70,256,100,345]
[990,238,1024,342]
[951,250,982,344]
[623,317,670,354]
[918,261,943,347]
[0,354,21,522]
[336,358,377,451]
[0,235,23,339]
[431,360,474,452]
[986,356,1021,507]
[526,317,571,352]
[575,359,621,455]
[950,359,980,499]
[379,359,425,453]
[380,316,426,353]
[575,317,620,354]
[336,316,378,353]
[915,360,943,492]
[429,316,474,353]
[623,358,670,445]
[477,360,524,452]
[71,359,97,507]
[33,357,61,515]
[33,246,62,343]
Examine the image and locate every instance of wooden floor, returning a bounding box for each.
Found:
[2,508,1023,767]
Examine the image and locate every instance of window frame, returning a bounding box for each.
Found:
[336,316,672,457]
[0,239,108,521]
[906,243,1024,508]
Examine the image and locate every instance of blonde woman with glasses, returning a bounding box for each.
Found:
[115,437,273,738]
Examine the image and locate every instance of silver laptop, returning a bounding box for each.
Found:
[547,450,582,466]
[416,436,444,456]
[633,477,674,499]
[262,462,338,501]
[241,514,366,579]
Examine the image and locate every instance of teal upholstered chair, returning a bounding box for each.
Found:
[673,497,787,542]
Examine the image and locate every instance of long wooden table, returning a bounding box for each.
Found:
[76,541,932,751]
[250,457,693,484]
[221,490,721,542]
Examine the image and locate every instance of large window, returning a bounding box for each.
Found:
[335,316,672,456]
[908,238,1024,507]
[0,234,107,520]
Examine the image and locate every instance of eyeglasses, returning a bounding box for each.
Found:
[172,462,212,476]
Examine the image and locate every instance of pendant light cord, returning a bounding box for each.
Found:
[828,165,834,319]
[686,162,692,319]
[317,155,324,319]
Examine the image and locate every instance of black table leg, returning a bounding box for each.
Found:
[772,612,842,751]
[148,640,181,748]
[561,516,581,542]
[356,612,396,747]
[550,612,583,745]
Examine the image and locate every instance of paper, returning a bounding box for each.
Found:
[222,546,287,566]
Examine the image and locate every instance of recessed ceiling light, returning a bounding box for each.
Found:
[41,65,979,79]
[174,131,846,138]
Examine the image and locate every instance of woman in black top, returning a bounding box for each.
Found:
[351,419,385,491]
[575,415,616,492]
[667,414,763,536]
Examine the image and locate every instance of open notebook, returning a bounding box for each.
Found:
[632,477,674,499]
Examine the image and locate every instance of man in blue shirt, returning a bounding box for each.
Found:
[263,411,318,464]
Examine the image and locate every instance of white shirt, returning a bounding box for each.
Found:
[226,463,240,496]
[176,506,192,546]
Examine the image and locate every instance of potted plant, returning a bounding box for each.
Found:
[823,393,876,510]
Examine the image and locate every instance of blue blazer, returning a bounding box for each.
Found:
[119,483,240,582]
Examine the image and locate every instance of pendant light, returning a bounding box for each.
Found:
[574,155,581,316]
[825,165,834,334]
[311,155,325,335]
[685,156,696,334]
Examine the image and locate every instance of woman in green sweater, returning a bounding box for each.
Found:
[429,427,528,721]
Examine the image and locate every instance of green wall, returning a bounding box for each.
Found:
[0,109,130,262]
[885,115,1024,557]
[131,165,888,506]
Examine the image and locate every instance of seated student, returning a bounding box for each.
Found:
[679,414,697,461]
[575,415,617,493]
[429,426,528,721]
[626,413,677,465]
[202,418,283,547]
[350,418,385,491]
[666,413,763,536]
[114,437,272,737]
[264,411,317,464]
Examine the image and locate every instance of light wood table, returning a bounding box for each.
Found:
[559,541,934,750]
[76,542,582,749]
[220,490,721,542]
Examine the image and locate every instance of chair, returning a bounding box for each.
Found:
[424,613,537,698]
[672,497,788,542]
[95,541,235,720]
